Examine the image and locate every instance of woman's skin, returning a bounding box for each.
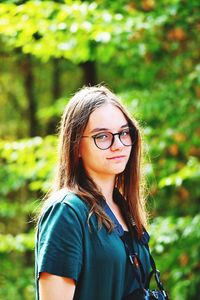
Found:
[39,274,75,300]
[39,103,132,300]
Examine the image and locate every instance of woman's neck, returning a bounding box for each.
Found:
[91,174,115,204]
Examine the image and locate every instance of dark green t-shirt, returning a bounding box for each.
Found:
[35,190,150,300]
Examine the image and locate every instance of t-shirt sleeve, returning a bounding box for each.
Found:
[36,201,83,281]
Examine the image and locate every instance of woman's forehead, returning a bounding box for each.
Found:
[85,104,127,132]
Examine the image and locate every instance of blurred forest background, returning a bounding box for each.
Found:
[0,0,200,299]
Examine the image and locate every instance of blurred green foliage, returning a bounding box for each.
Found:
[150,214,200,300]
[0,0,199,299]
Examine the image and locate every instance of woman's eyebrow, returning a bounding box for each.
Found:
[90,123,129,134]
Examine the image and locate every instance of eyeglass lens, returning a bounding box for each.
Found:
[94,128,135,150]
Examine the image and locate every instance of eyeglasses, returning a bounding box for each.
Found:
[82,127,136,150]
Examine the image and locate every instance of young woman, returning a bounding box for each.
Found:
[35,85,151,300]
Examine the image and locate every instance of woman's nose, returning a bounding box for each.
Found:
[110,135,123,151]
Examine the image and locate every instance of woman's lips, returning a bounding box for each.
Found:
[107,155,126,160]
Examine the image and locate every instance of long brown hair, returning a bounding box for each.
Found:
[41,85,147,237]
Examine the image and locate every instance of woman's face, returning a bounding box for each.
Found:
[79,103,132,181]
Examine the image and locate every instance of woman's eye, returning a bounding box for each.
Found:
[95,133,109,140]
[120,129,130,136]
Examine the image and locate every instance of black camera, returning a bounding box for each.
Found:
[125,288,168,300]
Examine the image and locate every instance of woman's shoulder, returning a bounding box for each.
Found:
[62,189,89,213]
[40,188,89,224]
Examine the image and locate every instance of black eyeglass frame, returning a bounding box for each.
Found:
[82,127,137,150]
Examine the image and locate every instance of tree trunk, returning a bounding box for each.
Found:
[46,58,61,134]
[79,1,97,85]
[52,58,61,101]
[80,60,97,86]
[21,55,37,137]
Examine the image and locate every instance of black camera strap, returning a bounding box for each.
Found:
[101,197,169,299]
[122,230,168,298]
[102,199,145,287]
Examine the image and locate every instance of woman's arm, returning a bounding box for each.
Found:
[39,272,76,300]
